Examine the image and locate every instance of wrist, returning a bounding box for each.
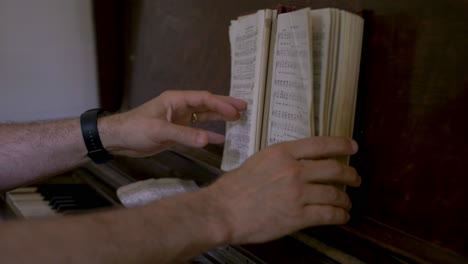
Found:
[139,189,232,262]
[97,113,124,155]
[195,187,233,246]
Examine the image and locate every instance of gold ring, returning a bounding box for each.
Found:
[191,112,198,123]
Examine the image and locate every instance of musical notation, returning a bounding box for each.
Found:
[223,15,262,171]
[272,91,308,108]
[271,120,308,135]
[236,38,256,50]
[234,47,256,57]
[233,63,254,74]
[232,82,254,90]
[235,30,258,42]
[232,72,255,81]
[275,60,301,70]
[277,30,307,41]
[276,48,308,57]
[273,79,306,90]
[271,109,305,120]
[268,10,313,146]
[234,57,255,66]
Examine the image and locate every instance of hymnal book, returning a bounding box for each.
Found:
[221,8,364,171]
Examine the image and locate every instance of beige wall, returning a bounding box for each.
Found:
[0,0,98,122]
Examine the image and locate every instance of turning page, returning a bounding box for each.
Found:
[221,10,272,171]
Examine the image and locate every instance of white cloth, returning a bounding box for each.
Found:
[116,178,199,208]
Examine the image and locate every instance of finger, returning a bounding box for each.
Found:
[303,205,350,226]
[175,91,244,119]
[216,95,248,111]
[205,130,225,144]
[158,123,210,147]
[302,184,352,210]
[195,111,241,122]
[299,159,361,187]
[159,123,225,147]
[183,92,247,111]
[278,137,358,160]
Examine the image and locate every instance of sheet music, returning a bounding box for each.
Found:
[268,9,314,145]
[222,11,266,171]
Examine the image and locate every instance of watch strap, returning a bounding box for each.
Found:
[80,108,113,164]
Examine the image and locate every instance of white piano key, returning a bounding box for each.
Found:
[6,191,57,218]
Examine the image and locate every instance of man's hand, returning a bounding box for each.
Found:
[0,91,246,189]
[205,137,360,245]
[100,90,247,157]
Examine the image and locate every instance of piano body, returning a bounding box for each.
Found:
[1,0,467,263]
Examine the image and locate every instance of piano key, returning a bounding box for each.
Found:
[7,187,38,194]
[6,192,56,218]
[6,183,113,218]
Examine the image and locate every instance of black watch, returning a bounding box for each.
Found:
[80,108,113,164]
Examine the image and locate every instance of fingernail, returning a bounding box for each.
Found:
[351,140,359,152]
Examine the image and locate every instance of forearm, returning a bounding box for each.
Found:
[0,119,88,190]
[0,91,247,190]
[0,188,229,264]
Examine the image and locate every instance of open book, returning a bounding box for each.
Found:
[221,8,364,171]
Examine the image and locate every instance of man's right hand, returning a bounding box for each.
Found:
[206,137,361,245]
[99,90,247,158]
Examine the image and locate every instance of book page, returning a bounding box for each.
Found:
[256,10,273,151]
[310,9,332,136]
[328,11,364,188]
[347,12,364,137]
[260,10,278,150]
[221,10,270,171]
[267,8,314,145]
[330,11,364,138]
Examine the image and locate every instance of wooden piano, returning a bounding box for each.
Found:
[2,0,466,263]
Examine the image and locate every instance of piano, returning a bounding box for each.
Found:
[3,143,466,263]
[2,148,344,263]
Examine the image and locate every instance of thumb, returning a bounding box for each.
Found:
[159,123,210,147]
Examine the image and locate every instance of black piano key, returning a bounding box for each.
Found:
[49,196,75,206]
[50,200,78,210]
[37,184,112,213]
[55,203,81,212]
